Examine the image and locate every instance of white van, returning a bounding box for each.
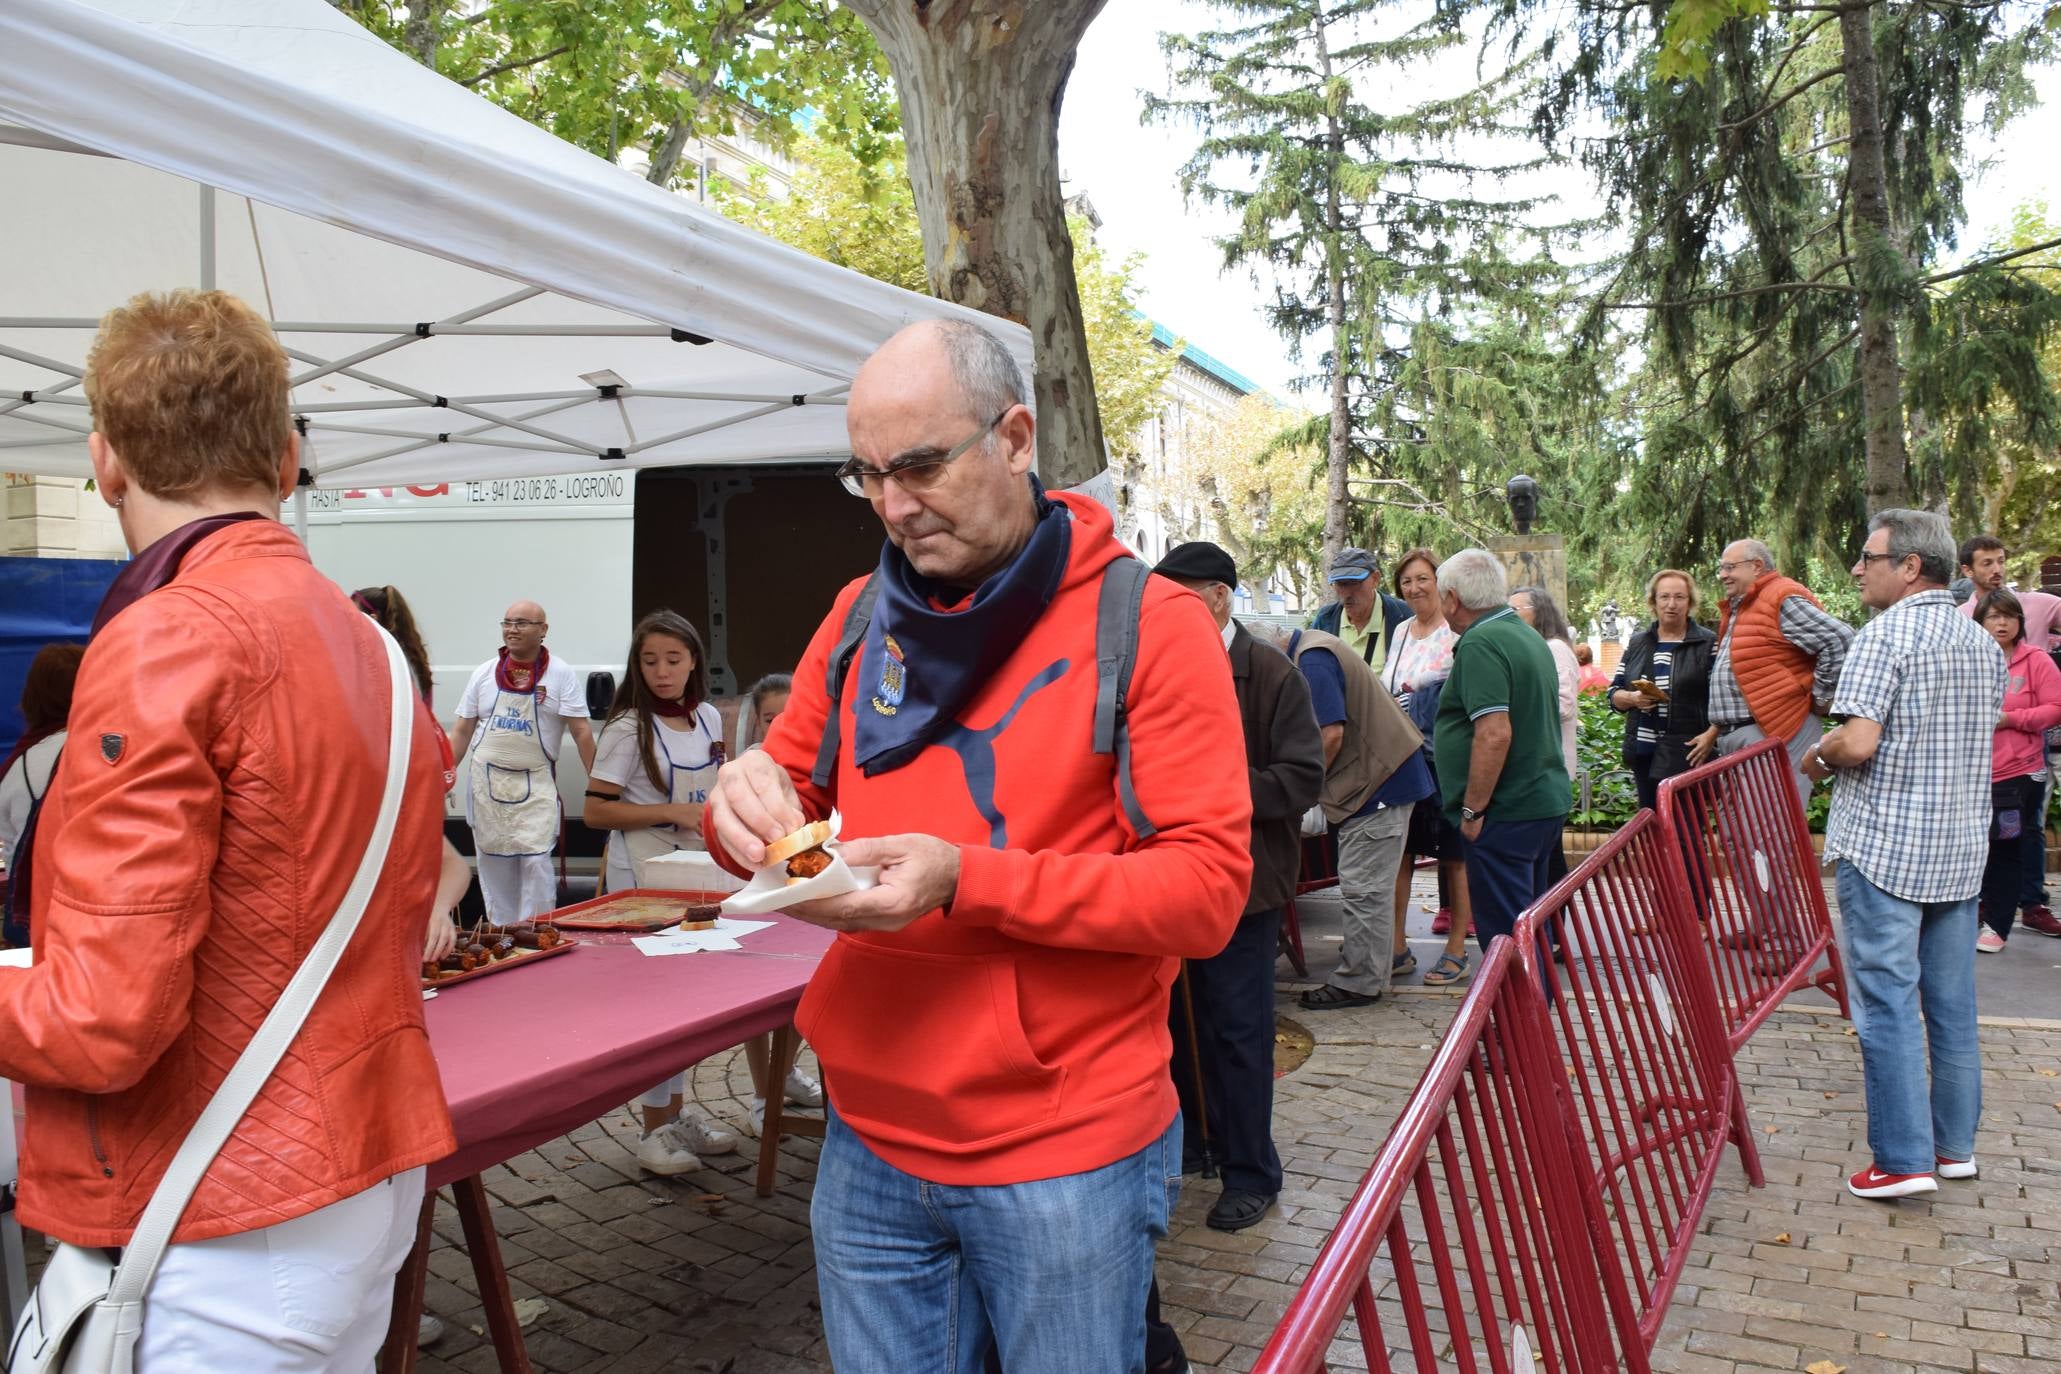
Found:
[300,472,633,861]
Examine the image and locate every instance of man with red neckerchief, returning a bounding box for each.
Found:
[449,601,595,924]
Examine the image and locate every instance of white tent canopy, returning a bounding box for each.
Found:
[0,0,1035,490]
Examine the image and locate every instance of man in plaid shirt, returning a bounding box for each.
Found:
[1803,510,2006,1201]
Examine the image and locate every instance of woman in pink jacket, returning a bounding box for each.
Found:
[1977,589,2061,951]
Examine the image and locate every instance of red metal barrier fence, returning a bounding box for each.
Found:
[1656,736,1850,1051]
[1252,938,1640,1374]
[1512,810,1763,1357]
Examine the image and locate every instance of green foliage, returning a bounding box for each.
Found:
[1568,691,1638,830]
[335,0,899,182]
[717,135,1173,458]
[1475,0,2059,572]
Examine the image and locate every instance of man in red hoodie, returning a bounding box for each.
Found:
[705,319,1252,1374]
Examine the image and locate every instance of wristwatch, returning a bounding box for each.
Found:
[1461,805,1486,823]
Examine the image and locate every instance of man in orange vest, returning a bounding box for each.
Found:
[1692,538,1855,810]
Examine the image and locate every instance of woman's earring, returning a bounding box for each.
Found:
[113,495,124,509]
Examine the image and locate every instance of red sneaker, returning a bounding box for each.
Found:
[1847,1164,1937,1199]
[2021,906,2061,938]
[1431,907,1453,935]
[1935,1156,1978,1180]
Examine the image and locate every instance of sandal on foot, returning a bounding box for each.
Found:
[1422,952,1471,986]
[1300,983,1379,1010]
[1392,950,1417,977]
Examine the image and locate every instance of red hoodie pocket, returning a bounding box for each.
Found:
[797,939,1066,1151]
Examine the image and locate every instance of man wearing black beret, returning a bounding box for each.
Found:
[1152,541,1325,1232]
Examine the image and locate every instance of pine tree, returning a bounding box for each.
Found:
[1494,0,2057,545]
[1149,0,1565,569]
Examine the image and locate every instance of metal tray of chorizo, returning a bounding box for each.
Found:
[421,922,577,989]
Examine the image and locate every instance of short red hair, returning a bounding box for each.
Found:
[83,290,292,499]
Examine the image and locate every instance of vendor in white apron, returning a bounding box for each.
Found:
[448,601,595,925]
[584,610,742,1175]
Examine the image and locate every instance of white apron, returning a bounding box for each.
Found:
[608,713,723,890]
[467,683,558,856]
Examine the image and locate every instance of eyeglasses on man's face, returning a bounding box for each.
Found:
[1715,558,1759,575]
[1854,551,1902,570]
[835,410,1012,499]
[500,618,542,630]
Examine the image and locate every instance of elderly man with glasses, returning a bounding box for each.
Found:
[1802,511,2004,1200]
[449,600,595,923]
[1692,538,1856,809]
[703,318,1251,1374]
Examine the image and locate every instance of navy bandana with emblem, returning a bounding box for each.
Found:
[850,480,1073,777]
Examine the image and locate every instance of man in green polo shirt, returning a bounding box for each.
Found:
[1432,549,1571,950]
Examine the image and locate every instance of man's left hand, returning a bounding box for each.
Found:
[1460,815,1484,843]
[1800,743,1833,782]
[787,834,961,935]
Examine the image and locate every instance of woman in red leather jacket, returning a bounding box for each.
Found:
[0,290,455,1369]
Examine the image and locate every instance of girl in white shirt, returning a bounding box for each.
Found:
[585,610,741,1173]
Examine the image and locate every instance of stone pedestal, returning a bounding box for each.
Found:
[1487,533,1566,614]
[3,475,126,559]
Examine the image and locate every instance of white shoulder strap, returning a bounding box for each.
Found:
[106,623,415,1303]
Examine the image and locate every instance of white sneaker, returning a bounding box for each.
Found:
[419,1314,445,1346]
[747,1096,766,1136]
[664,1109,740,1157]
[636,1128,704,1176]
[783,1068,825,1108]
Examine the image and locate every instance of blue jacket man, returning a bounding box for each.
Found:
[1308,547,1412,674]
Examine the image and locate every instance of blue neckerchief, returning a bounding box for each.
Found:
[851,481,1073,777]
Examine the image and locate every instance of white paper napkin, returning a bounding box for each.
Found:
[719,809,879,916]
[631,916,777,957]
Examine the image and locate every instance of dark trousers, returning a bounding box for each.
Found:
[1170,907,1283,1197]
[1983,773,2048,938]
[1633,750,1661,814]
[1464,815,1564,950]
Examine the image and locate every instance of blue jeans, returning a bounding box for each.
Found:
[812,1104,1181,1374]
[1835,862,1983,1175]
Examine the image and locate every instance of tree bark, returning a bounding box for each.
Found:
[402,0,448,68]
[842,0,1111,488]
[1838,0,1910,512]
[1316,7,1352,573]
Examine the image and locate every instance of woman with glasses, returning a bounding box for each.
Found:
[448,600,597,924]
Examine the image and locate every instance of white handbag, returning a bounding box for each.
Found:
[6,625,415,1374]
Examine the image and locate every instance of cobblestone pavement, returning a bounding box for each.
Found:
[409,882,2061,1373]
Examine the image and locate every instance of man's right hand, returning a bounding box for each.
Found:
[705,749,808,867]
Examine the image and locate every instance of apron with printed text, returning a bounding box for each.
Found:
[609,712,724,889]
[467,683,558,856]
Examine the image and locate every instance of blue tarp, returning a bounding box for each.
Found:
[0,555,122,755]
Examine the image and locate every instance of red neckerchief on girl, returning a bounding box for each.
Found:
[650,698,693,719]
[495,645,549,695]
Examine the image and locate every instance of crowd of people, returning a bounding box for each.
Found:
[0,286,2054,1370]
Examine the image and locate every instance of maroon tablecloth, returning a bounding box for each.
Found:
[423,915,832,1186]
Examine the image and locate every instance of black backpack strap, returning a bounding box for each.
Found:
[4,743,61,947]
[1093,557,1156,839]
[810,575,881,788]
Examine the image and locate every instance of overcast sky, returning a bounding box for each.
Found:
[1058,3,2061,405]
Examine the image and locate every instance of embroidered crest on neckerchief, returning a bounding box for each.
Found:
[871,633,907,717]
[99,733,125,764]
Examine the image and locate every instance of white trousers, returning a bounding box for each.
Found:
[476,851,556,925]
[136,1167,425,1373]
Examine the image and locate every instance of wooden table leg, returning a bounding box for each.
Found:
[451,1173,535,1374]
[755,1022,796,1198]
[378,1190,436,1374]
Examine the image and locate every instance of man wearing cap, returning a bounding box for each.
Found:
[1152,541,1325,1233]
[1310,547,1413,675]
